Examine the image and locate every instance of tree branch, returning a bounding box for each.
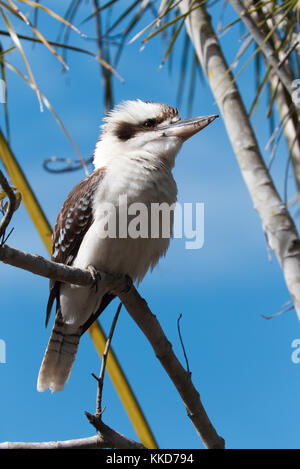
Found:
[0,242,225,449]
[0,428,144,449]
[0,243,129,290]
[0,436,103,449]
[85,412,146,449]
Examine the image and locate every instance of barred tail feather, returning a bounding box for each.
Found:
[37,318,80,393]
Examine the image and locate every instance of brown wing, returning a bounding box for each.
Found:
[46,168,115,327]
[51,167,105,265]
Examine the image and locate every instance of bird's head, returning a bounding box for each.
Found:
[94,100,218,169]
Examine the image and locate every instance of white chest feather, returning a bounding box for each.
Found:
[73,157,177,282]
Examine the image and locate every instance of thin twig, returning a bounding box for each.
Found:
[177,313,190,375]
[87,302,141,448]
[260,301,295,319]
[94,302,122,415]
[278,40,299,69]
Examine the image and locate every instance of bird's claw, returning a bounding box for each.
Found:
[86,266,132,295]
[86,264,100,293]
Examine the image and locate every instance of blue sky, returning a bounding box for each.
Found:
[0,0,300,449]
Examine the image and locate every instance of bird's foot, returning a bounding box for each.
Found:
[86,266,132,295]
[86,264,100,293]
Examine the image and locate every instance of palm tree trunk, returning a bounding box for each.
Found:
[179,0,300,319]
[247,0,300,198]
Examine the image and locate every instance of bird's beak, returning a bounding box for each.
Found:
[161,114,218,141]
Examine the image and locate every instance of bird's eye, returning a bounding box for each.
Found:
[143,119,156,128]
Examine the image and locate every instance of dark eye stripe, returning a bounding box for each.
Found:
[143,119,156,128]
[115,119,158,141]
[115,122,136,141]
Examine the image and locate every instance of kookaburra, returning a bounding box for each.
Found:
[37,99,217,393]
